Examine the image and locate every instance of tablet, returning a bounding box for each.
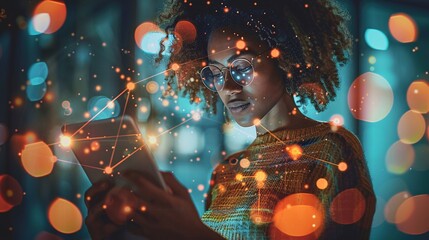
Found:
[61,115,168,191]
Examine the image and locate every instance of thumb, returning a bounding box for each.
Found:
[161,171,189,198]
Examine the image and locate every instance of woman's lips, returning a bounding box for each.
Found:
[227,101,251,113]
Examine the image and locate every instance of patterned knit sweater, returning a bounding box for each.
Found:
[201,122,376,240]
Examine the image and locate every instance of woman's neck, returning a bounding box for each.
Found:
[255,92,320,135]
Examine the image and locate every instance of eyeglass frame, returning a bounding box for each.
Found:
[199,56,257,92]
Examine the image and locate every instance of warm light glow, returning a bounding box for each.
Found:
[148,136,157,144]
[192,111,202,121]
[21,142,56,177]
[0,175,23,213]
[60,135,71,147]
[285,144,303,161]
[174,20,197,44]
[48,198,83,234]
[171,63,180,71]
[389,13,418,43]
[235,173,244,181]
[330,188,366,224]
[104,166,113,175]
[329,114,344,126]
[134,22,161,49]
[395,194,429,235]
[146,81,159,94]
[33,0,67,34]
[338,162,348,172]
[270,193,324,239]
[270,48,280,58]
[236,40,246,50]
[385,141,415,174]
[406,80,429,114]
[254,170,267,182]
[240,158,250,168]
[385,191,411,224]
[126,82,136,91]
[316,178,328,190]
[253,118,261,126]
[397,110,425,144]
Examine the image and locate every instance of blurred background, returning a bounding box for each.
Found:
[0,0,428,239]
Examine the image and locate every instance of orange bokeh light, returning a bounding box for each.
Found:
[285,144,303,161]
[21,141,56,177]
[385,141,415,174]
[48,198,83,234]
[406,80,429,114]
[316,178,328,190]
[384,191,411,224]
[397,110,425,144]
[33,0,67,34]
[0,175,23,213]
[270,193,324,239]
[134,22,161,49]
[338,162,348,172]
[389,13,418,43]
[270,48,280,58]
[330,188,366,225]
[174,20,197,43]
[395,194,429,235]
[236,40,246,50]
[171,63,180,71]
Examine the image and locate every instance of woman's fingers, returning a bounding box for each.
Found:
[84,179,113,208]
[160,171,190,199]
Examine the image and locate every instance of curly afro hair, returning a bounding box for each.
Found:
[155,0,353,114]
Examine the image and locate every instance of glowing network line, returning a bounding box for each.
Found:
[56,158,105,171]
[256,121,342,168]
[108,89,132,168]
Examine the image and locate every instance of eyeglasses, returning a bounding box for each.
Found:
[199,58,255,92]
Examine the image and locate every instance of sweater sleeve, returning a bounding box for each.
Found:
[317,128,376,240]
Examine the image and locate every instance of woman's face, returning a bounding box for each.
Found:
[207,28,286,127]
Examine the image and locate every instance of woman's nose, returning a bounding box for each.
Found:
[222,69,242,95]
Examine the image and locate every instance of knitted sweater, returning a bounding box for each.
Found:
[201,122,376,240]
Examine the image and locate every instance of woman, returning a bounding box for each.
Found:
[85,0,376,239]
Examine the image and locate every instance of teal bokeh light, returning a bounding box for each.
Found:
[365,29,389,50]
[88,96,120,120]
[28,62,48,85]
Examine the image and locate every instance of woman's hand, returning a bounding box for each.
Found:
[123,170,225,240]
[84,179,123,240]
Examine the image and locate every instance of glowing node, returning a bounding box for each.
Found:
[148,136,157,144]
[338,162,348,172]
[192,112,202,121]
[123,205,132,213]
[285,144,303,161]
[126,82,136,91]
[240,158,251,168]
[171,63,180,71]
[236,40,246,50]
[60,135,71,147]
[254,170,267,182]
[271,48,280,58]
[140,205,147,212]
[236,173,244,181]
[253,118,261,126]
[316,178,328,190]
[104,166,113,175]
[329,114,344,127]
[107,101,115,109]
